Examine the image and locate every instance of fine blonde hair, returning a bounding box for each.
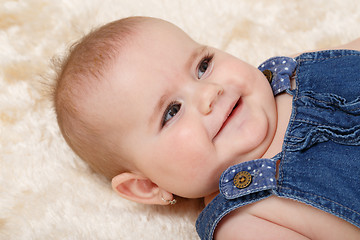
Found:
[54,17,146,180]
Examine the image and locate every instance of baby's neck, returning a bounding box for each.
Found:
[261,92,293,159]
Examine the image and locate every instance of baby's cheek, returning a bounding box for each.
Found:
[171,127,213,164]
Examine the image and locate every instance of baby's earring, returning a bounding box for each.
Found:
[161,196,177,205]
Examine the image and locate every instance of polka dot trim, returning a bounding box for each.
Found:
[219,158,277,200]
[258,56,297,96]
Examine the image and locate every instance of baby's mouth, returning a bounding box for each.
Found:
[214,98,242,139]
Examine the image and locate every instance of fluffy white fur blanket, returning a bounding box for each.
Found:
[1,0,359,239]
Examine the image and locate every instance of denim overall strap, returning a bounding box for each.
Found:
[196,157,281,240]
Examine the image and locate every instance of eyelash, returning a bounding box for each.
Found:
[161,101,182,127]
[197,52,214,79]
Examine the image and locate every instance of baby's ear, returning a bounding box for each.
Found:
[111,172,173,205]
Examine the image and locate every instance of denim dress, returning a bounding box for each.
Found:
[196,50,360,240]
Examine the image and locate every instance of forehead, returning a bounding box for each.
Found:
[97,20,199,127]
[112,19,197,90]
[109,19,198,83]
[139,19,195,44]
[132,19,199,64]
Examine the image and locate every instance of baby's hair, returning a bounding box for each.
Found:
[54,17,147,180]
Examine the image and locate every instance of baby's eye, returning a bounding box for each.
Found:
[197,54,213,79]
[162,102,181,127]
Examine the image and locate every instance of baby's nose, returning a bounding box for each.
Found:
[198,83,224,115]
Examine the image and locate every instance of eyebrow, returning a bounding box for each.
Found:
[186,45,208,70]
[149,45,208,129]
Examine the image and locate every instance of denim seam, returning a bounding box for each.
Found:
[296,95,360,111]
[223,186,274,199]
[286,121,360,146]
[286,135,303,140]
[297,51,360,62]
[293,118,360,132]
[278,61,301,185]
[203,198,228,240]
[278,186,360,227]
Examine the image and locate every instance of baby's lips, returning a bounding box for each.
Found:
[213,97,241,140]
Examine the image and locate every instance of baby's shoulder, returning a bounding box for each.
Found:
[334,37,360,51]
[213,203,309,240]
[213,197,309,240]
[213,196,360,240]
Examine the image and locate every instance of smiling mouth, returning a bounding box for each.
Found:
[214,98,242,139]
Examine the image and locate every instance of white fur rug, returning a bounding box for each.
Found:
[1,0,359,239]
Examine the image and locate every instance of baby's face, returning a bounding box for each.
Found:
[94,19,277,198]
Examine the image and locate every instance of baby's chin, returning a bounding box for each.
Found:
[216,135,272,166]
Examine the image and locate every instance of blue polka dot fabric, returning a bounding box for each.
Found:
[219,158,278,199]
[258,56,297,96]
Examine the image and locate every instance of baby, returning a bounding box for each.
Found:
[54,17,360,239]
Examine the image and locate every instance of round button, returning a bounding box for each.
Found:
[262,69,273,83]
[233,171,252,189]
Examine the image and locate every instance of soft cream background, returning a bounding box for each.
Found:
[1,0,359,239]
